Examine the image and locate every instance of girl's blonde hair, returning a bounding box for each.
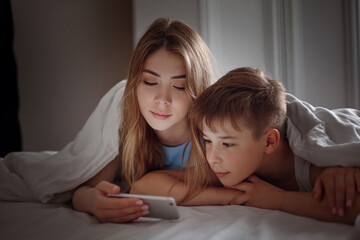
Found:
[184,67,287,200]
[120,18,214,189]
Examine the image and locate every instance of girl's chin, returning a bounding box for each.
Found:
[221,182,236,188]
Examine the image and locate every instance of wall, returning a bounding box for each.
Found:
[12,0,133,151]
[133,0,360,109]
[133,0,201,45]
[10,0,359,151]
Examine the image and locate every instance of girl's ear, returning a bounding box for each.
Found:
[264,129,280,154]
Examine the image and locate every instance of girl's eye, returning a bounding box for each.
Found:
[143,80,157,86]
[223,143,234,148]
[173,86,185,91]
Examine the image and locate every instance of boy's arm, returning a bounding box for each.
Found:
[231,175,360,225]
[310,165,360,216]
[130,170,244,206]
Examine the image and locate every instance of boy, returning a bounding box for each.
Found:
[185,67,360,224]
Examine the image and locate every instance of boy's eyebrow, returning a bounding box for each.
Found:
[202,132,237,140]
[143,69,186,79]
[219,136,237,140]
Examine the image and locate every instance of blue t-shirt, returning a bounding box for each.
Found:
[162,142,191,170]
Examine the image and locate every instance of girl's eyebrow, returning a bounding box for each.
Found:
[143,69,160,77]
[143,69,186,79]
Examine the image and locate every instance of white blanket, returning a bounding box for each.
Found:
[0,202,358,240]
[0,81,359,205]
[0,80,125,203]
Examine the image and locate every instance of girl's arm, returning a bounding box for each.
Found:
[72,157,149,223]
[72,157,119,212]
[130,170,244,206]
[230,175,360,225]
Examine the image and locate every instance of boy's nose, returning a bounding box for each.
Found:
[207,148,221,164]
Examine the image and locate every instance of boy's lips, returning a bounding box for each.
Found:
[151,111,171,120]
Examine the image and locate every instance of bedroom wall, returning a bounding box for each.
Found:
[9,0,359,152]
[11,0,133,151]
[134,0,360,109]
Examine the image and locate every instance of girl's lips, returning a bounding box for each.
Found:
[151,111,171,120]
[215,172,229,178]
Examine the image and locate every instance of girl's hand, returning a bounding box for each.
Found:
[90,181,149,223]
[228,175,284,210]
[313,167,360,217]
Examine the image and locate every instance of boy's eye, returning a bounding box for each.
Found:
[173,86,185,91]
[143,80,157,86]
[203,139,211,144]
[223,143,234,147]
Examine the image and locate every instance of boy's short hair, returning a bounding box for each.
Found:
[190,67,287,139]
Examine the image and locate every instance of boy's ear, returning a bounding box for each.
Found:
[264,129,280,154]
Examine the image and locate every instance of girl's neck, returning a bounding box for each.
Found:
[256,139,298,190]
[155,122,191,147]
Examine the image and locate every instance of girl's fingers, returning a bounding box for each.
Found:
[98,194,146,210]
[96,181,120,194]
[98,204,149,220]
[345,170,355,208]
[105,211,147,223]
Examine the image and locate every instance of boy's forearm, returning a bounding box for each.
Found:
[278,191,360,224]
[130,171,241,206]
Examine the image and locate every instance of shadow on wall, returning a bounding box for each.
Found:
[1,0,22,157]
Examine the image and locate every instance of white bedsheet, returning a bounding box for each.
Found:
[0,201,358,240]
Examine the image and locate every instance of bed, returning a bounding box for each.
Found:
[1,81,359,239]
[1,201,358,240]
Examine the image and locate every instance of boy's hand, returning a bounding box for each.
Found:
[313,167,360,217]
[90,181,149,223]
[228,175,284,210]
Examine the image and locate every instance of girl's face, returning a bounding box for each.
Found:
[202,119,267,187]
[136,48,191,145]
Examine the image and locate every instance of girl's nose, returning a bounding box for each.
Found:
[154,87,171,105]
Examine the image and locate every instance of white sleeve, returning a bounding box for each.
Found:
[294,155,312,192]
[286,93,360,167]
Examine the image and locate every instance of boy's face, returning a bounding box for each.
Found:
[202,119,267,187]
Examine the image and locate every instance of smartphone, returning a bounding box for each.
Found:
[108,193,179,220]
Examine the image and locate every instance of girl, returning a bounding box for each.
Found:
[72,18,214,223]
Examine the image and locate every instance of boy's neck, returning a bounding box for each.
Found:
[255,139,298,191]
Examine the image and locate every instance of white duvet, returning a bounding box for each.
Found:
[0,80,359,237]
